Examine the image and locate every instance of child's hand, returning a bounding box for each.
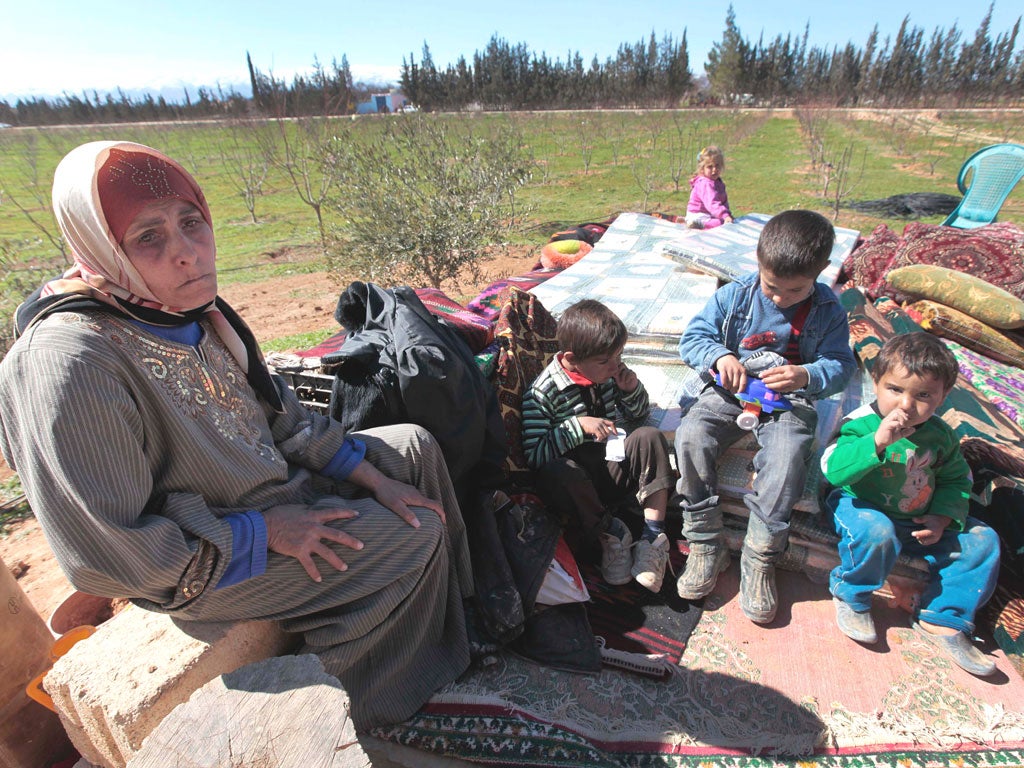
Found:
[579,416,616,442]
[715,355,747,394]
[910,514,951,546]
[875,407,915,453]
[724,215,734,224]
[759,365,808,393]
[613,362,639,393]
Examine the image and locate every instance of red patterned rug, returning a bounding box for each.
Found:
[582,546,701,666]
[372,564,1024,767]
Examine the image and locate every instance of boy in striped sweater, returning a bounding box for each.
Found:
[522,299,676,592]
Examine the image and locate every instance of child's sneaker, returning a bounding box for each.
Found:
[632,532,669,592]
[913,621,997,677]
[833,597,877,644]
[599,518,633,585]
[676,543,729,599]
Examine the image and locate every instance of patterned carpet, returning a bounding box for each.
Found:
[373,561,1024,767]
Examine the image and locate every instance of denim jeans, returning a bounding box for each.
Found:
[826,490,1001,634]
[674,385,816,561]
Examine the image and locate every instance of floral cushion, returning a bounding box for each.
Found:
[841,224,901,298]
[887,264,1024,329]
[904,299,1024,368]
[945,340,1024,431]
[888,221,1024,300]
[842,221,1024,303]
[493,288,560,486]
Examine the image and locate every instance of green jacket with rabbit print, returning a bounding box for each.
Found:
[820,403,971,531]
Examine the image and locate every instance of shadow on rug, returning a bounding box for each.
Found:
[582,547,702,666]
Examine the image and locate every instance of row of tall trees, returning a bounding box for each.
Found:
[0,55,367,127]
[707,4,1023,106]
[401,33,692,111]
[1,5,1022,127]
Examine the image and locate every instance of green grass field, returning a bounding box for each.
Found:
[2,108,1021,342]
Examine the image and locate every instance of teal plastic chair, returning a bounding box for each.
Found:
[942,143,1024,229]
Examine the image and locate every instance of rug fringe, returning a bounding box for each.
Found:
[595,636,677,678]
[825,700,1024,750]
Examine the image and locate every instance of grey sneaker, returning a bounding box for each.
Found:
[600,518,633,586]
[632,533,670,593]
[676,542,729,599]
[739,554,777,624]
[913,621,997,677]
[833,597,877,644]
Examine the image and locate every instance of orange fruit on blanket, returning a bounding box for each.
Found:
[540,239,593,270]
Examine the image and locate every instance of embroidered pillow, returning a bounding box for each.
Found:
[888,221,1024,302]
[493,288,559,486]
[905,300,1024,369]
[841,224,901,299]
[886,264,1024,329]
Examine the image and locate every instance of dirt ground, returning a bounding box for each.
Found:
[0,245,543,623]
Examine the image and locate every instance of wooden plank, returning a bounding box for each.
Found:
[127,654,369,768]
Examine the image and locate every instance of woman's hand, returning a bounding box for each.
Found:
[372,476,446,526]
[579,416,616,442]
[346,457,445,527]
[263,504,362,582]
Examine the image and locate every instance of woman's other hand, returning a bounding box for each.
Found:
[372,476,446,526]
[263,504,362,582]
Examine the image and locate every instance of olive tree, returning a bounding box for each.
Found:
[325,114,533,290]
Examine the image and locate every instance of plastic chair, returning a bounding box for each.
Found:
[942,143,1024,229]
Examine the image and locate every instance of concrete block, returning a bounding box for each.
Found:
[44,605,292,768]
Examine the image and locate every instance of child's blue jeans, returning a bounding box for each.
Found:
[674,384,817,562]
[826,490,1001,634]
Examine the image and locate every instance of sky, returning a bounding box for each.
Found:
[1,0,1021,103]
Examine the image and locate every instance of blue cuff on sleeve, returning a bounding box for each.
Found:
[321,437,366,481]
[215,510,268,589]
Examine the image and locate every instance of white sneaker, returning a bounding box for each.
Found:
[600,518,633,585]
[632,532,670,592]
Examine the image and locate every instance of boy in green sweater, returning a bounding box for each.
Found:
[821,332,1000,676]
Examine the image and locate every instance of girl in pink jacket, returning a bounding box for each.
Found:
[686,145,734,229]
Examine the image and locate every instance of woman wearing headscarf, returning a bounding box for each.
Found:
[0,141,473,728]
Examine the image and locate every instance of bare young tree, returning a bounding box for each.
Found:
[258,117,341,253]
[221,120,271,224]
[0,132,67,262]
[575,116,596,175]
[823,144,867,222]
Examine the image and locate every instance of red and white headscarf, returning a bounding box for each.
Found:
[24,141,282,409]
[47,140,214,311]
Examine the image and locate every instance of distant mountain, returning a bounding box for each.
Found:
[0,64,400,106]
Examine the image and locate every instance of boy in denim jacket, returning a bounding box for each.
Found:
[674,210,856,623]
